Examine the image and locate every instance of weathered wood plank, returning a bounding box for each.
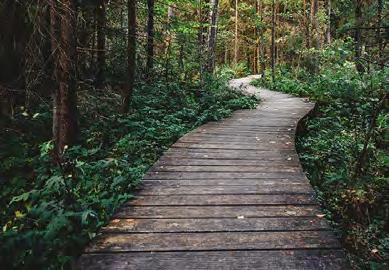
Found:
[129,194,317,206]
[150,165,302,173]
[141,179,309,186]
[101,217,329,233]
[78,250,348,270]
[157,158,300,166]
[172,143,295,150]
[162,152,299,161]
[136,185,314,195]
[177,135,294,143]
[114,205,322,218]
[85,231,340,253]
[144,171,305,180]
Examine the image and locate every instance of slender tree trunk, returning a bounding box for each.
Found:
[325,0,331,44]
[96,0,106,88]
[377,0,383,68]
[51,0,78,155]
[354,93,388,178]
[271,0,276,84]
[224,45,229,65]
[207,0,219,73]
[259,0,265,78]
[254,0,259,74]
[146,0,154,77]
[310,0,319,48]
[354,0,364,73]
[122,0,136,113]
[234,0,239,65]
[164,5,175,81]
[303,0,310,48]
[198,0,206,83]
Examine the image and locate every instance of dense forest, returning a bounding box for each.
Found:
[0,0,387,269]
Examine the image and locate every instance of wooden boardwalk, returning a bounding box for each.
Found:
[77,76,348,269]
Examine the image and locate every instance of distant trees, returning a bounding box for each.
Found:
[1,0,387,153]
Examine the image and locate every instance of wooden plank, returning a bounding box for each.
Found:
[150,165,302,173]
[157,158,300,166]
[178,135,294,143]
[172,143,295,150]
[162,152,299,161]
[136,185,314,195]
[144,172,305,180]
[129,194,317,206]
[114,205,322,218]
[78,250,348,270]
[165,148,297,156]
[141,179,309,186]
[85,231,341,253]
[176,138,295,144]
[101,217,330,233]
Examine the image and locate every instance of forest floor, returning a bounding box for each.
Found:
[77,76,348,270]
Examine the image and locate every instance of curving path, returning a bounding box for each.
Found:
[77,76,348,269]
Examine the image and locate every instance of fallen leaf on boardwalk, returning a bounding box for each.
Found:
[270,141,276,144]
[285,211,297,215]
[287,157,292,161]
[316,214,326,218]
[237,215,245,219]
[371,249,379,254]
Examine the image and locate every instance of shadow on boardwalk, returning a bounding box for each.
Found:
[77,76,348,270]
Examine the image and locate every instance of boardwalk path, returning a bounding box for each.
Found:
[78,76,348,269]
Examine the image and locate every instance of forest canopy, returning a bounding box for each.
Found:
[0,0,387,269]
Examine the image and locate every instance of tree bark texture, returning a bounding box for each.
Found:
[96,0,106,88]
[51,0,79,155]
[146,0,154,77]
[122,0,136,113]
[207,0,219,73]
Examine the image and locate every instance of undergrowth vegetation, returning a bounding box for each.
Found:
[253,40,388,270]
[0,75,258,269]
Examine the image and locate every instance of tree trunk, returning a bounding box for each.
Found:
[310,0,319,48]
[207,0,219,73]
[234,0,239,65]
[258,0,265,78]
[354,93,388,178]
[146,0,154,77]
[377,0,383,68]
[303,0,310,48]
[354,0,364,73]
[96,0,106,88]
[271,0,276,84]
[325,0,331,44]
[51,0,79,155]
[122,0,136,113]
